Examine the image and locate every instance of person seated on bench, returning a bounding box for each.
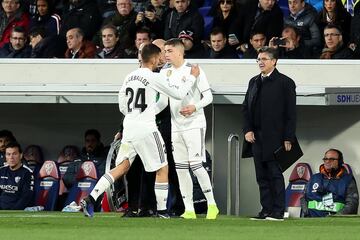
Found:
[301,148,359,217]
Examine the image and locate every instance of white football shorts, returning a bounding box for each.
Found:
[172,128,206,164]
[115,130,167,172]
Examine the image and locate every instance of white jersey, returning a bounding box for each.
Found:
[119,67,195,141]
[160,61,212,132]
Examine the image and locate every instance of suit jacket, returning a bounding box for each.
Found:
[242,68,296,160]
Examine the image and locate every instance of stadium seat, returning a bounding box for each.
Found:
[58,160,72,195]
[285,162,313,218]
[278,0,290,17]
[34,160,60,211]
[64,161,98,206]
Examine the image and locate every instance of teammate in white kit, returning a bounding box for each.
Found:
[158,39,219,219]
[81,43,200,218]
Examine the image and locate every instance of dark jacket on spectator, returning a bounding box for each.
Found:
[242,45,258,59]
[211,7,241,39]
[60,0,102,40]
[240,1,283,45]
[95,42,125,58]
[284,3,321,52]
[31,36,58,58]
[99,10,138,50]
[319,44,354,59]
[184,43,206,59]
[278,44,312,59]
[0,42,31,58]
[64,40,96,58]
[30,13,61,37]
[0,10,30,48]
[207,45,239,59]
[164,7,204,45]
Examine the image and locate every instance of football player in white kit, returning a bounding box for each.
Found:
[80,43,200,218]
[158,39,219,219]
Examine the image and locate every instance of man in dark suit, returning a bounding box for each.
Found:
[242,47,296,221]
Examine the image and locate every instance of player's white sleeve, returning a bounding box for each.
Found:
[152,73,196,100]
[118,84,127,115]
[155,93,169,115]
[194,89,213,111]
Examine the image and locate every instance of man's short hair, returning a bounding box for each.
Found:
[325,148,344,166]
[5,141,22,153]
[101,24,119,38]
[283,25,301,38]
[11,26,26,36]
[258,46,279,60]
[164,38,185,48]
[29,27,46,39]
[136,27,151,37]
[324,24,343,35]
[85,129,101,141]
[210,28,225,38]
[249,31,266,40]
[141,43,161,63]
[69,27,85,38]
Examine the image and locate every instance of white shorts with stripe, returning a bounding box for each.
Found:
[172,128,206,164]
[116,130,168,172]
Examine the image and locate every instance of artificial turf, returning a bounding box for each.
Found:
[0,211,359,240]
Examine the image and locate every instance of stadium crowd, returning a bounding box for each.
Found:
[0,0,360,59]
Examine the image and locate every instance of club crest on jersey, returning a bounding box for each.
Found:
[167,70,172,77]
[15,176,21,183]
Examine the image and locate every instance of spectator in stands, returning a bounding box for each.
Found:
[22,144,44,178]
[64,27,96,58]
[0,142,34,210]
[0,129,16,166]
[269,25,311,59]
[0,26,31,58]
[0,0,30,47]
[163,0,204,46]
[316,0,351,46]
[239,0,283,49]
[150,0,170,25]
[98,0,137,51]
[284,0,321,55]
[350,14,360,58]
[241,31,266,59]
[29,26,58,58]
[206,28,239,58]
[29,0,61,37]
[178,29,206,58]
[97,0,117,19]
[123,27,152,58]
[301,148,359,217]
[135,2,164,39]
[62,129,107,190]
[96,24,124,58]
[210,0,242,47]
[319,24,353,59]
[60,0,101,41]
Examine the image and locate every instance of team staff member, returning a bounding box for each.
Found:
[0,142,34,210]
[242,47,296,221]
[81,43,200,218]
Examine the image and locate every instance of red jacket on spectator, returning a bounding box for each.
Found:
[0,11,30,48]
[64,40,96,58]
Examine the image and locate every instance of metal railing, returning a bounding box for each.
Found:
[226,133,240,216]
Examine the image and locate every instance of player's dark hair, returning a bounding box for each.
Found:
[141,43,161,63]
[5,141,22,153]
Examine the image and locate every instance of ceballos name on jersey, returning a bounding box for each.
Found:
[127,75,149,86]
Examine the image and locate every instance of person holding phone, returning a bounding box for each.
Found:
[268,25,311,59]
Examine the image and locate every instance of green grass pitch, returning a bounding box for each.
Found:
[0,211,360,240]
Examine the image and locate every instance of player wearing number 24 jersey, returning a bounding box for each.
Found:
[119,61,199,142]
